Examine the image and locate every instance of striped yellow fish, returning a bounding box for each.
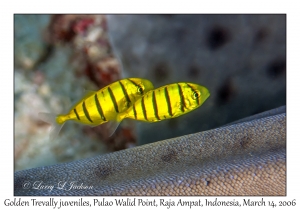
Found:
[116,82,210,122]
[39,78,154,140]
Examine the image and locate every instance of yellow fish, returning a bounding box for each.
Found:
[116,82,210,122]
[39,78,154,140]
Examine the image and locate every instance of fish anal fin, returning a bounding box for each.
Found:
[105,120,121,137]
[88,121,102,128]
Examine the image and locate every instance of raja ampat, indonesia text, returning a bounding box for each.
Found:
[94,198,237,208]
[94,198,272,208]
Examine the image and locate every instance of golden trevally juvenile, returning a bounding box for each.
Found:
[116,82,210,122]
[39,78,154,140]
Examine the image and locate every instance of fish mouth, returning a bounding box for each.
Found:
[143,79,155,91]
[199,86,210,104]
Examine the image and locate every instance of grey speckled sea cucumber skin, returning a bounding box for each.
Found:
[14,106,286,196]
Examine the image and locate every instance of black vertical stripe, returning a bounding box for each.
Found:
[164,87,173,117]
[108,87,119,113]
[94,94,106,121]
[186,83,200,106]
[178,83,186,112]
[127,78,139,87]
[141,96,148,121]
[133,104,137,119]
[152,91,160,120]
[119,81,131,108]
[127,78,143,94]
[82,101,93,123]
[74,108,80,120]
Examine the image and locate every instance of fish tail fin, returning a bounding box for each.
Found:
[38,112,65,141]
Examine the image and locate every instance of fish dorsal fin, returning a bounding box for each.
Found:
[70,90,97,110]
[82,89,97,100]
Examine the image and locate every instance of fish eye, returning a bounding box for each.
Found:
[192,91,200,100]
[137,86,144,95]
